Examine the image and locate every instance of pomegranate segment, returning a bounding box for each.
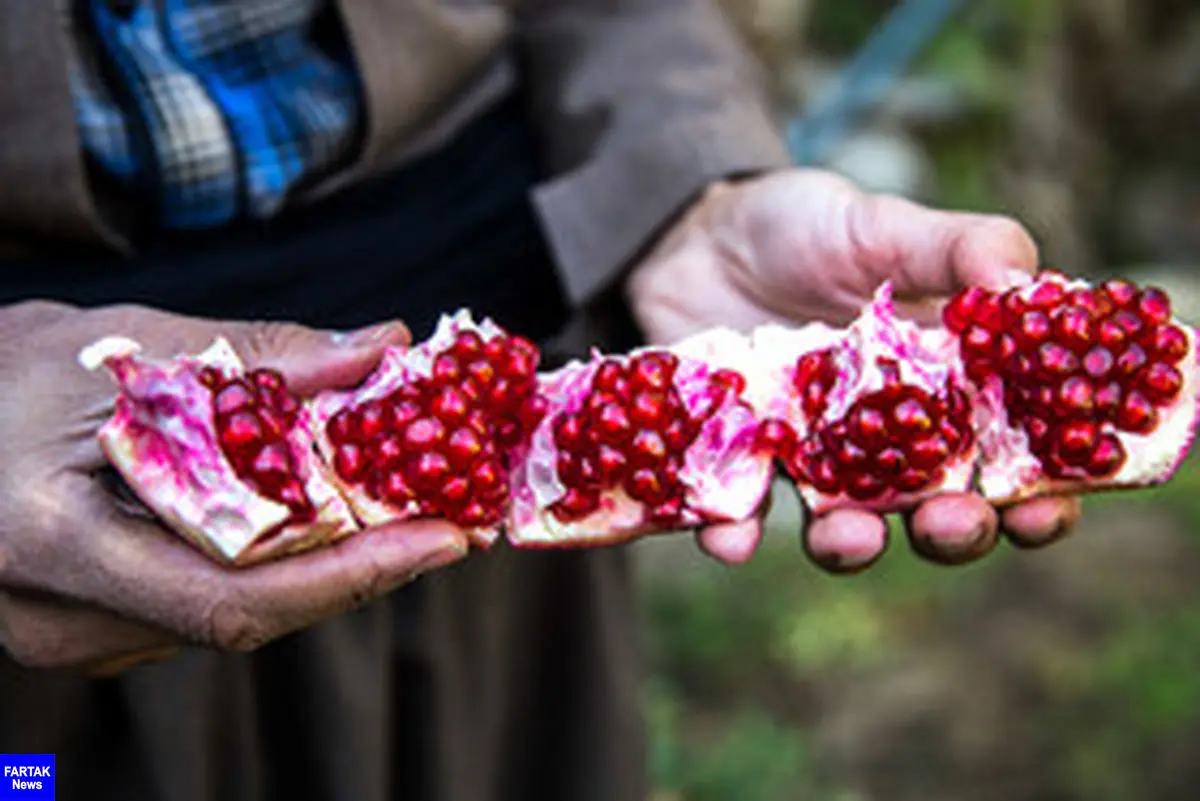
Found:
[944,272,1200,502]
[506,328,774,547]
[79,336,359,565]
[310,311,544,545]
[749,284,978,514]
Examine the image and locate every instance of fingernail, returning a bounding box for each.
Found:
[331,321,407,348]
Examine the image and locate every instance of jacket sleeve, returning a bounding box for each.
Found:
[516,0,793,308]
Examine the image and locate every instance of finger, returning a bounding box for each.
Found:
[848,194,1040,305]
[17,478,471,652]
[1001,495,1082,549]
[0,589,181,672]
[695,518,763,565]
[803,508,889,573]
[238,319,412,396]
[904,492,999,565]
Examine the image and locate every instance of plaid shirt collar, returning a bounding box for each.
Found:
[65,0,364,229]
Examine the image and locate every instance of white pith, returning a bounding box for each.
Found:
[309,311,510,545]
[506,329,774,547]
[748,284,978,513]
[972,274,1200,502]
[82,336,358,565]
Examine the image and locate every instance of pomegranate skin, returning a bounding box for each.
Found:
[309,310,537,548]
[505,329,774,548]
[747,284,979,515]
[955,273,1200,504]
[80,336,360,566]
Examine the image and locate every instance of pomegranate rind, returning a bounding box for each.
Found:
[506,329,774,548]
[750,283,978,514]
[970,275,1200,503]
[309,310,510,547]
[80,336,359,565]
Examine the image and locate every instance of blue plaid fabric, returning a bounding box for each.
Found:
[64,0,364,229]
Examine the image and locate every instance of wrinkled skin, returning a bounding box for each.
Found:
[627,169,1082,571]
[0,301,469,673]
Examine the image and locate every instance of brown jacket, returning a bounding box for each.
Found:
[0,0,790,308]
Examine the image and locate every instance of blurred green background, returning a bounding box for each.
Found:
[637,1,1200,799]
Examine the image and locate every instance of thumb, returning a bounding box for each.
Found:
[850,194,1041,299]
[231,319,411,396]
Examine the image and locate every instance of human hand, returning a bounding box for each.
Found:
[626,168,1080,572]
[0,301,469,673]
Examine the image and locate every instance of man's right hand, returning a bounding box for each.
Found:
[0,301,470,674]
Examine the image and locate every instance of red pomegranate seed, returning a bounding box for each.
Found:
[894,468,932,493]
[220,411,265,453]
[198,366,223,388]
[409,452,451,489]
[470,459,503,493]
[1038,343,1079,378]
[371,435,405,468]
[446,427,484,469]
[1115,344,1147,376]
[553,413,589,450]
[1137,288,1171,327]
[250,442,294,482]
[630,353,676,392]
[849,404,888,448]
[962,325,994,360]
[452,331,483,360]
[1054,307,1093,352]
[1094,382,1122,419]
[710,369,747,397]
[1057,420,1097,457]
[403,418,446,450]
[1017,311,1051,346]
[891,398,933,434]
[1140,363,1183,403]
[943,287,992,333]
[431,353,461,385]
[629,392,668,429]
[1082,347,1114,379]
[1087,435,1125,477]
[626,467,669,504]
[1057,376,1095,415]
[595,444,629,481]
[907,434,949,470]
[551,487,602,521]
[874,447,906,475]
[754,419,797,458]
[214,380,256,416]
[1117,391,1157,434]
[630,429,667,465]
[1146,324,1189,363]
[1024,416,1051,450]
[846,473,886,500]
[1028,281,1066,309]
[663,418,698,451]
[1097,319,1127,348]
[358,401,389,441]
[439,476,472,507]
[593,361,628,394]
[325,408,356,444]
[380,470,415,505]
[430,386,469,424]
[558,451,600,488]
[334,443,367,482]
[277,478,313,518]
[1101,279,1137,308]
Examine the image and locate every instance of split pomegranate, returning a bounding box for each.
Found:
[506,329,774,547]
[943,271,1199,502]
[747,284,978,514]
[80,336,358,565]
[309,311,544,545]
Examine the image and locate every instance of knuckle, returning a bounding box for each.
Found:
[204,595,269,653]
[242,320,313,366]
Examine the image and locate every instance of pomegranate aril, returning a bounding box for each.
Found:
[664,418,697,451]
[1115,344,1147,376]
[470,459,503,493]
[1028,281,1066,310]
[1087,435,1126,477]
[404,418,446,450]
[835,439,869,469]
[1146,324,1189,363]
[430,386,469,423]
[446,427,484,469]
[409,451,451,490]
[710,369,747,397]
[1057,376,1095,415]
[629,392,668,429]
[1017,311,1052,345]
[1056,420,1097,458]
[1098,319,1127,348]
[214,381,256,415]
[358,401,389,441]
[220,411,265,453]
[893,468,933,493]
[451,331,483,360]
[1094,382,1122,419]
[277,479,314,519]
[466,359,496,387]
[625,467,669,504]
[1082,347,1114,379]
[846,473,886,500]
[380,471,415,505]
[1038,343,1079,378]
[874,447,906,475]
[553,413,589,450]
[754,418,797,458]
[595,403,632,442]
[1117,391,1158,434]
[943,286,991,333]
[891,398,933,434]
[440,477,472,507]
[334,443,367,482]
[1101,279,1138,308]
[648,497,685,525]
[1137,288,1172,327]
[595,444,629,482]
[432,353,461,384]
[1140,362,1183,403]
[370,435,405,469]
[198,366,223,388]
[592,361,627,394]
[630,429,668,465]
[907,434,950,470]
[326,408,357,445]
[551,487,602,521]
